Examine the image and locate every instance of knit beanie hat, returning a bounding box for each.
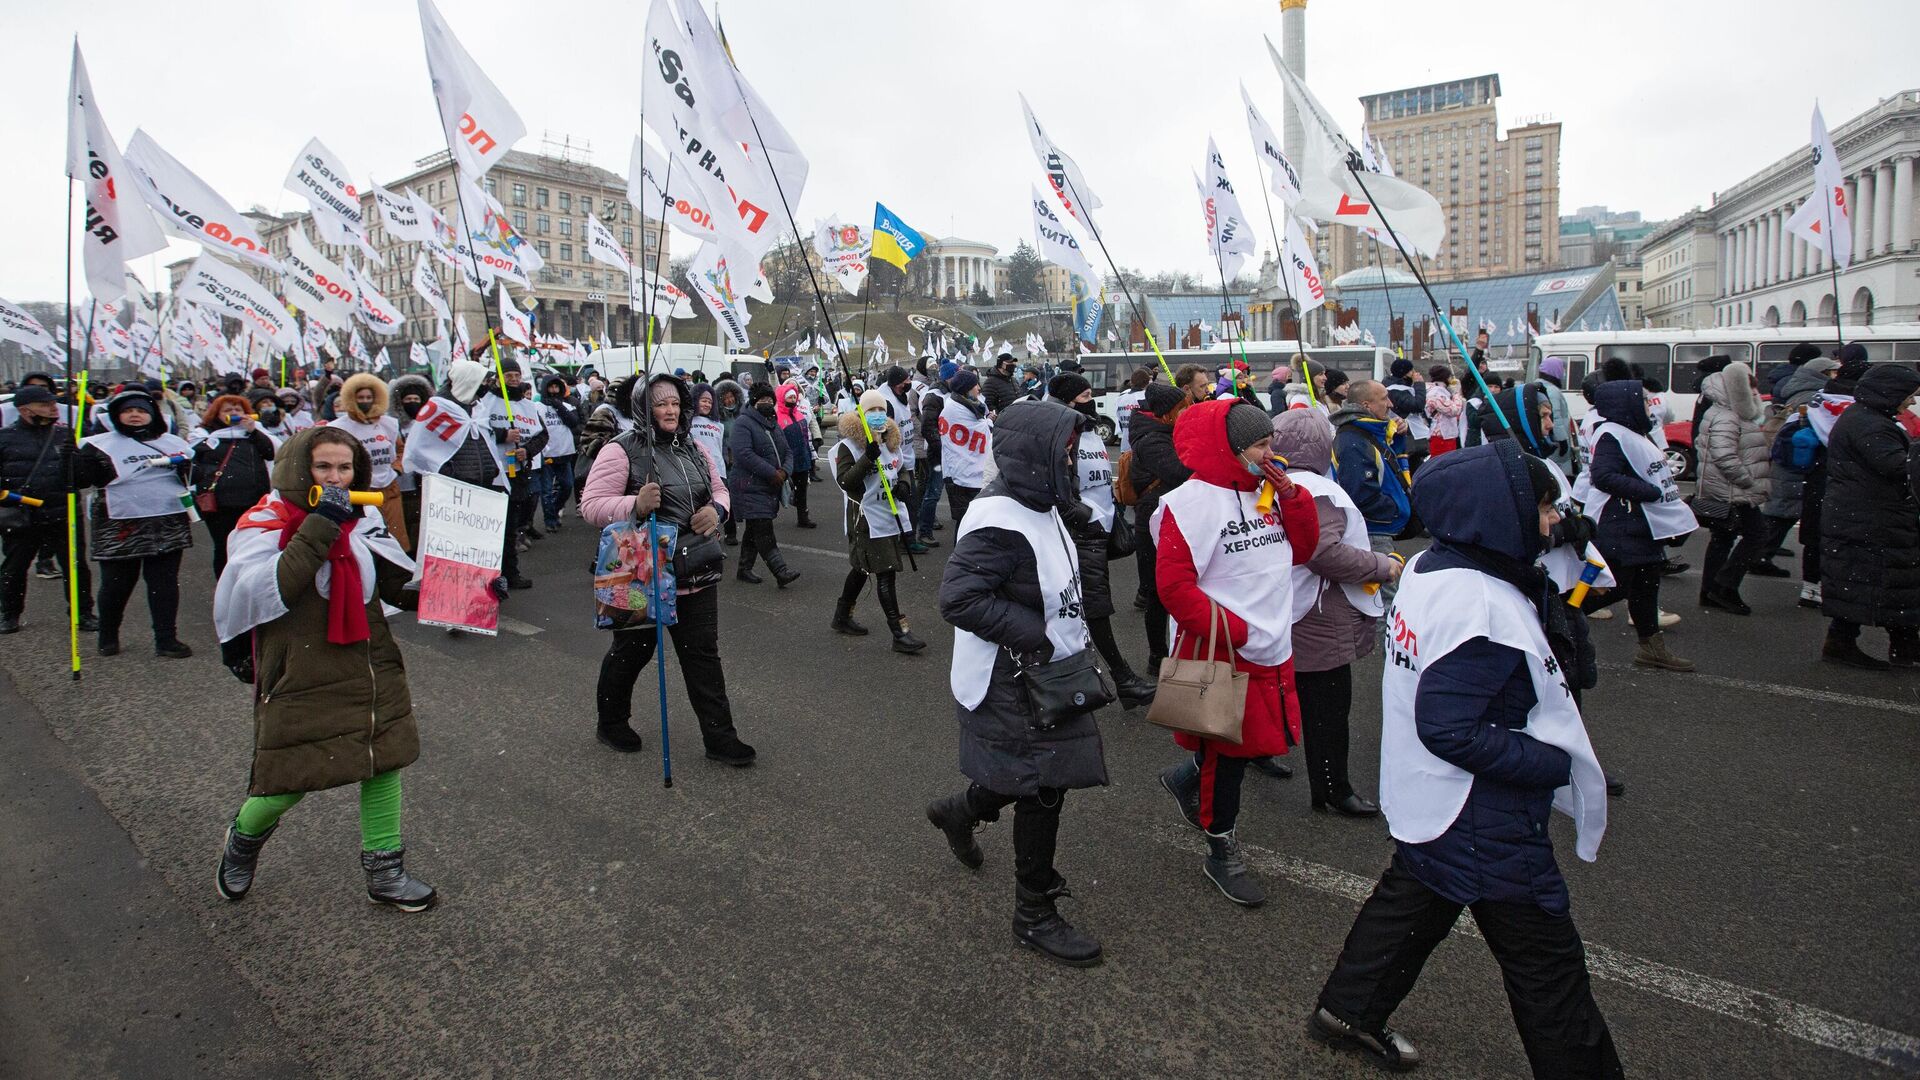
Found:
[1225,401,1272,454]
[858,388,890,413]
[448,359,486,403]
[949,370,980,396]
[938,360,959,383]
[1047,371,1092,404]
[1390,358,1414,378]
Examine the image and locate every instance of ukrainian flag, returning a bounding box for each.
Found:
[871,203,924,271]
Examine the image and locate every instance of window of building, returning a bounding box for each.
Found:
[559,243,573,262]
[562,268,574,282]
[622,206,633,223]
[560,219,573,238]
[537,240,551,258]
[558,192,571,213]
[536,214,550,235]
[622,227,634,246]
[511,183,526,206]
[512,210,527,230]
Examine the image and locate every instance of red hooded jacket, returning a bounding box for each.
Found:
[1155,399,1319,757]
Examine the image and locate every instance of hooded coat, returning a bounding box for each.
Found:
[981,365,1023,415]
[1126,382,1191,535]
[729,397,789,522]
[237,428,419,796]
[1697,364,1772,509]
[834,407,907,573]
[1586,380,1668,567]
[1273,410,1400,672]
[1761,359,1838,520]
[1396,441,1577,913]
[1154,399,1319,758]
[0,402,78,526]
[1820,365,1920,628]
[939,400,1108,795]
[73,390,194,560]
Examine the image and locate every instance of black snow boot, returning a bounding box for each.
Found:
[362,848,437,912]
[1013,877,1103,967]
[215,820,276,901]
[925,792,984,870]
[830,598,869,636]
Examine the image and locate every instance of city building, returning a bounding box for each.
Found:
[1314,73,1561,286]
[1639,210,1719,329]
[917,237,1000,302]
[1324,262,1622,361]
[1712,89,1920,328]
[171,147,668,355]
[1613,260,1645,329]
[1559,212,1662,268]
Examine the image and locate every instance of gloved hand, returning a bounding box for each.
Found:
[1557,512,1597,549]
[311,485,358,524]
[864,438,881,461]
[227,658,255,684]
[490,576,510,601]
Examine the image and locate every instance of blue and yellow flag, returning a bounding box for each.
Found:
[871,203,924,271]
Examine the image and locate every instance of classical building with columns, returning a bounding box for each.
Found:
[919,237,1002,301]
[1640,210,1718,329]
[1713,90,1919,328]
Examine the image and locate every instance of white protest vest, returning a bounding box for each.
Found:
[834,437,910,538]
[938,396,991,489]
[1288,470,1385,618]
[401,397,506,489]
[1378,553,1607,862]
[689,415,727,478]
[1073,427,1115,532]
[83,430,190,519]
[1538,457,1615,593]
[1644,391,1670,448]
[949,495,1087,710]
[1568,411,1602,506]
[884,384,918,469]
[543,402,577,458]
[328,415,401,488]
[1584,421,1695,540]
[1115,390,1143,453]
[1149,478,1296,666]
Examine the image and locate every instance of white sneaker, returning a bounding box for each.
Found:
[1589,607,1614,621]
[1658,609,1681,628]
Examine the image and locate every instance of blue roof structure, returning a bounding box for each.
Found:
[1329,264,1624,351]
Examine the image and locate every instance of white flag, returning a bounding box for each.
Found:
[498,285,532,344]
[123,130,280,271]
[409,341,428,370]
[418,0,525,177]
[682,2,809,206]
[1240,83,1303,210]
[0,297,59,355]
[584,213,633,274]
[412,186,459,265]
[412,251,450,321]
[686,242,751,349]
[1029,185,1100,298]
[1200,138,1258,283]
[628,135,715,249]
[282,227,357,332]
[66,43,166,303]
[1783,103,1853,270]
[375,346,392,372]
[348,326,370,364]
[1267,38,1445,258]
[179,256,297,349]
[350,263,405,336]
[285,138,378,262]
[1019,93,1102,232]
[372,182,429,243]
[814,216,870,296]
[451,314,472,361]
[1279,214,1326,312]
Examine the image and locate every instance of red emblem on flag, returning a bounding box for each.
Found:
[1335,194,1372,217]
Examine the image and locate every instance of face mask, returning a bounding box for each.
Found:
[26,412,54,426]
[1244,458,1264,477]
[1074,400,1098,420]
[864,409,889,431]
[756,401,777,419]
[259,408,281,424]
[400,399,423,419]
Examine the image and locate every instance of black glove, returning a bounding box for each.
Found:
[310,485,358,524]
[864,437,881,461]
[1555,512,1596,549]
[227,658,255,684]
[490,576,511,601]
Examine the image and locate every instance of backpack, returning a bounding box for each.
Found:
[1770,416,1820,472]
[1114,450,1151,507]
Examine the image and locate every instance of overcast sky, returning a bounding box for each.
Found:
[7,0,1917,305]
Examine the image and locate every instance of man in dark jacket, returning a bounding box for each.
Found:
[1384,358,1428,468]
[981,353,1022,415]
[1313,441,1620,1078]
[0,387,95,633]
[729,382,797,587]
[1818,363,1920,669]
[1332,381,1413,541]
[538,373,582,531]
[1128,382,1191,671]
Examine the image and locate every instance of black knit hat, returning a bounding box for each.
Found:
[1047,371,1092,404]
[1225,401,1272,454]
[748,381,776,403]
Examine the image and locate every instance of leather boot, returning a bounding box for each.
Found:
[1308,1007,1422,1072]
[1203,829,1266,907]
[830,598,869,636]
[1158,759,1201,830]
[925,792,984,870]
[1012,878,1103,967]
[1632,632,1695,672]
[888,615,927,654]
[1114,672,1157,709]
[1823,635,1891,671]
[795,511,818,529]
[767,551,801,589]
[215,820,276,901]
[361,848,437,912]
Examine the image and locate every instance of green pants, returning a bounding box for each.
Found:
[233,770,404,851]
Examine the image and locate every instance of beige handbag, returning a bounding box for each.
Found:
[1145,601,1249,744]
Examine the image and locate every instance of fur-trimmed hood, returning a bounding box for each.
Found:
[836,407,901,451]
[340,373,389,423]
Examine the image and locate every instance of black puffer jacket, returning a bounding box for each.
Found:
[728,403,788,522]
[0,415,75,525]
[190,425,275,511]
[1821,365,1920,628]
[1126,382,1191,536]
[939,400,1107,797]
[981,367,1022,415]
[1587,380,1667,568]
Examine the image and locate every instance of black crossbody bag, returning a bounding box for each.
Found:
[1016,516,1117,729]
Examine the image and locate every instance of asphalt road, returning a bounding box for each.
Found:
[2,493,1917,1079]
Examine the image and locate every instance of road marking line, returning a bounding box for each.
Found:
[1597,664,1920,717]
[781,542,857,560]
[496,616,543,636]
[1151,824,1920,1074]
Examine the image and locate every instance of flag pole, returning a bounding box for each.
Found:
[720,80,914,569]
[1243,142,1316,406]
[1341,155,1510,434]
[62,180,81,681]
[1050,176,1175,387]
[1820,195,1845,352]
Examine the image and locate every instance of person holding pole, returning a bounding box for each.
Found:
[0,385,95,635]
[210,427,440,912]
[72,388,193,659]
[580,374,756,767]
[829,388,926,654]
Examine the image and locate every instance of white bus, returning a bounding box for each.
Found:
[1530,324,1920,477]
[1074,342,1394,442]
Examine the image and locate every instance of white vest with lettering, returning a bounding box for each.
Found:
[1288,469,1385,618]
[834,436,910,538]
[938,396,991,489]
[84,429,191,519]
[689,415,727,478]
[1149,477,1296,667]
[1584,421,1696,540]
[1379,552,1607,862]
[1073,427,1115,532]
[949,495,1086,710]
[328,415,401,489]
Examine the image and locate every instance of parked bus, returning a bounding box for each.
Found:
[1074,342,1393,442]
[1529,325,1920,478]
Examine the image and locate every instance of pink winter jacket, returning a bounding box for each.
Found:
[579,436,730,595]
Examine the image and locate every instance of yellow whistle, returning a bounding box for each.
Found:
[308,486,384,508]
[0,490,46,508]
[1567,556,1607,607]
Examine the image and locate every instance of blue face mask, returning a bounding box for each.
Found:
[864,409,889,432]
[1244,458,1264,476]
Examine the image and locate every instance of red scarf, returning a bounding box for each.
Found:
[241,495,368,645]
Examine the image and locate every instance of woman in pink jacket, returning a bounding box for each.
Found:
[1424,364,1465,458]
